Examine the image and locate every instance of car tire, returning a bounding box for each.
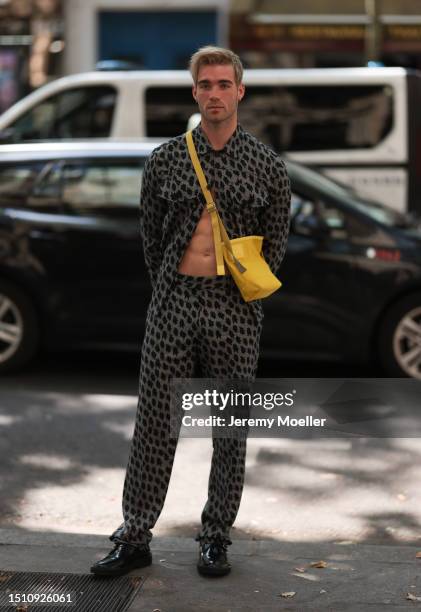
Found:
[0,280,40,374]
[377,292,421,379]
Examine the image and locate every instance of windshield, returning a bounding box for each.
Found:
[286,160,419,229]
[286,160,353,199]
[346,197,416,228]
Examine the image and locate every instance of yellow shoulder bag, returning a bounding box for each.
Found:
[185,130,282,303]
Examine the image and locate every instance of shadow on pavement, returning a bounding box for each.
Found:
[0,349,417,551]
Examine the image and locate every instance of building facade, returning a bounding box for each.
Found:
[63,0,229,75]
[230,0,421,69]
[0,0,63,112]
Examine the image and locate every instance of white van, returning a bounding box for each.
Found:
[0,67,419,215]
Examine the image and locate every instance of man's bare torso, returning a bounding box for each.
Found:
[177,205,219,276]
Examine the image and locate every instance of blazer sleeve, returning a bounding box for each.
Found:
[261,157,291,275]
[139,151,167,288]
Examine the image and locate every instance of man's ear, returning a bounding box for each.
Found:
[192,84,197,102]
[238,82,245,101]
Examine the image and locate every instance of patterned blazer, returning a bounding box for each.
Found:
[139,123,291,322]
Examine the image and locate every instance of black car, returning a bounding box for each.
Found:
[0,141,421,378]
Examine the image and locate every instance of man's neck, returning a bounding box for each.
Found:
[200,118,238,151]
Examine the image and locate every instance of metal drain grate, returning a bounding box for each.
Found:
[0,571,144,612]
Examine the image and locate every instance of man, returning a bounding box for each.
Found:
[91,46,290,578]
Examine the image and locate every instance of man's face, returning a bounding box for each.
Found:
[192,64,245,125]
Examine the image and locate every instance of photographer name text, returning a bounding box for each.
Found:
[182,415,326,428]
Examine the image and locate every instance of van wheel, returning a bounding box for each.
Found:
[0,280,39,374]
[377,292,421,378]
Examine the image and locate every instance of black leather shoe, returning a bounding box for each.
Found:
[197,540,231,577]
[90,543,152,577]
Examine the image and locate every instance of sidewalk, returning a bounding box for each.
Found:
[1,529,421,611]
[2,379,421,610]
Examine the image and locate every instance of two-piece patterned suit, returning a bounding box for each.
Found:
[110,123,291,549]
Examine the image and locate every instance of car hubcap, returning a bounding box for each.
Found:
[0,293,23,363]
[393,306,421,379]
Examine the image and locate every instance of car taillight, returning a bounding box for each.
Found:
[370,248,401,262]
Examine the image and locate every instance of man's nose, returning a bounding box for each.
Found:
[208,85,221,95]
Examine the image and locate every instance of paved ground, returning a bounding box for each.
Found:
[1,351,420,610]
[1,530,421,611]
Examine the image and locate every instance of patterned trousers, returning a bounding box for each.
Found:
[110,272,263,549]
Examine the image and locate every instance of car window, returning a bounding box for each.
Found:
[0,162,48,207]
[59,160,144,217]
[7,86,117,142]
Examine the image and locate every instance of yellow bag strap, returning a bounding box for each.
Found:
[185,130,246,274]
[185,130,224,275]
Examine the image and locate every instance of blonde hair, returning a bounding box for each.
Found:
[189,46,243,86]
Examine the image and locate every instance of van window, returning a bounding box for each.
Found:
[147,84,393,151]
[8,86,117,142]
[145,86,197,137]
[241,85,394,152]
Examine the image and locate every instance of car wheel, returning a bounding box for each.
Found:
[0,280,39,374]
[378,292,421,378]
